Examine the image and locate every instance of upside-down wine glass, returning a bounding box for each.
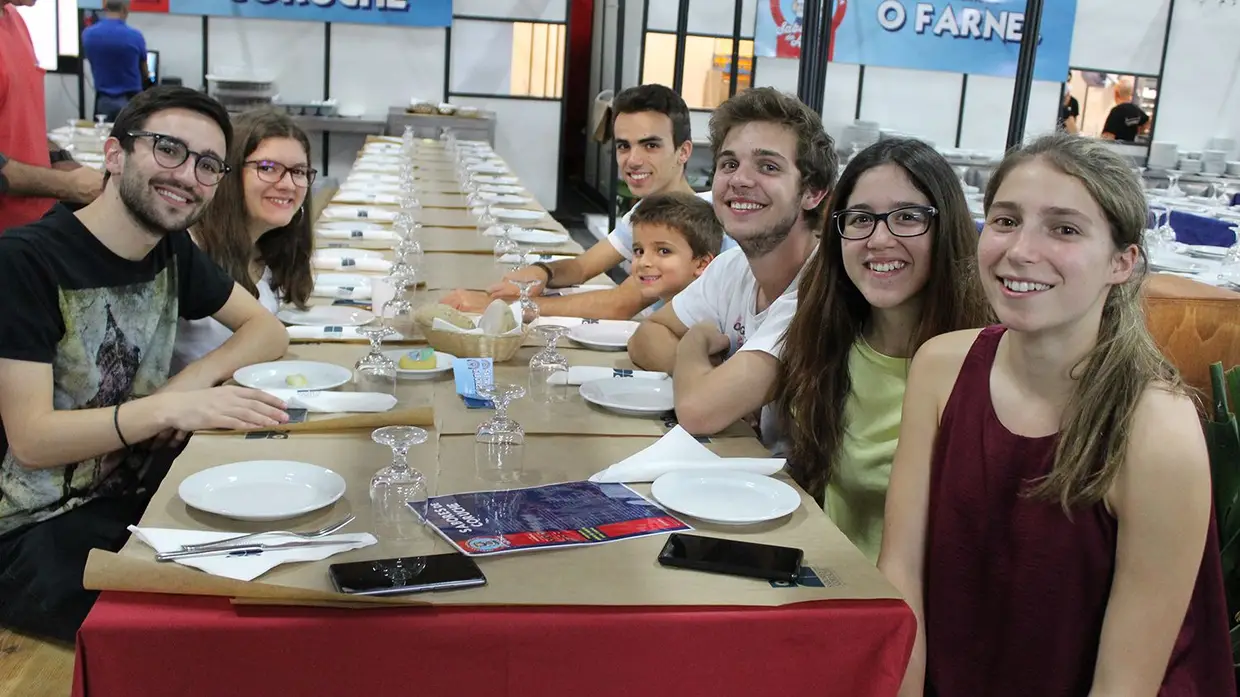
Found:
[370,425,430,580]
[354,324,398,396]
[529,325,571,403]
[509,279,542,327]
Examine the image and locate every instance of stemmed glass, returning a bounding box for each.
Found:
[354,324,398,396]
[493,226,521,269]
[476,208,498,241]
[475,383,526,477]
[1215,181,1232,208]
[529,325,571,403]
[370,425,430,579]
[379,268,419,336]
[509,279,541,326]
[1167,170,1184,197]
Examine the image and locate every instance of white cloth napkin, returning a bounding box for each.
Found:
[333,191,400,205]
[287,325,410,341]
[316,227,398,243]
[260,389,397,413]
[312,256,393,273]
[322,206,398,222]
[311,283,372,300]
[431,300,522,336]
[497,252,575,265]
[589,426,786,483]
[548,366,668,386]
[543,284,614,297]
[129,526,377,582]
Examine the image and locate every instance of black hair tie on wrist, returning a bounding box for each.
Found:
[114,403,132,450]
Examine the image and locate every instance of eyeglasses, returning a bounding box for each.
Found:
[126,131,230,186]
[834,205,938,240]
[244,160,317,188]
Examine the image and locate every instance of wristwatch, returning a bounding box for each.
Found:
[532,261,556,288]
[49,149,76,165]
[0,153,9,194]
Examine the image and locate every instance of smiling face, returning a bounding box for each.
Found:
[712,121,822,257]
[631,222,711,301]
[243,137,310,234]
[614,111,689,198]
[979,157,1138,334]
[840,163,935,312]
[110,108,226,236]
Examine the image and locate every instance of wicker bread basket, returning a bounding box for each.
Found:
[415,317,526,362]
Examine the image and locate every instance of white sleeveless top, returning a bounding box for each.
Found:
[171,267,279,375]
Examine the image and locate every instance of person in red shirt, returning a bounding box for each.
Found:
[0,0,103,233]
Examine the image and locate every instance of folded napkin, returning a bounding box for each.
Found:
[431,299,522,336]
[129,526,377,582]
[287,325,409,341]
[543,284,614,297]
[333,191,400,205]
[260,389,398,413]
[322,206,398,222]
[313,256,394,273]
[589,426,786,483]
[497,252,575,265]
[547,366,668,386]
[316,227,398,243]
[312,283,372,300]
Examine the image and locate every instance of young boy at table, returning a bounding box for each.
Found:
[0,87,290,643]
[624,190,723,317]
[441,84,736,319]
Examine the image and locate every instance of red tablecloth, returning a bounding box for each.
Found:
[73,591,914,697]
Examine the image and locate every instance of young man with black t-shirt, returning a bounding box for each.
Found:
[1102,81,1150,143]
[0,86,291,642]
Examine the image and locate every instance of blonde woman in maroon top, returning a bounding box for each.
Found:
[878,132,1235,696]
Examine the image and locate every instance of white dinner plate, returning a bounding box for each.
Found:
[650,471,801,526]
[468,163,509,175]
[313,273,372,288]
[507,228,569,245]
[233,360,353,391]
[569,321,640,351]
[322,206,397,222]
[276,306,375,327]
[1148,254,1206,274]
[315,248,384,261]
[483,193,533,205]
[579,377,673,416]
[491,207,545,223]
[178,460,347,522]
[317,221,386,233]
[383,349,457,379]
[1180,244,1229,260]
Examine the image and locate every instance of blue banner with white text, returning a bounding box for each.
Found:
[79,0,453,28]
[755,0,1076,83]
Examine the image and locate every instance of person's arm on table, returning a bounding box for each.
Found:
[48,140,83,172]
[1087,390,1213,697]
[167,283,290,391]
[628,303,690,373]
[487,238,627,300]
[672,297,791,435]
[877,333,970,697]
[443,275,652,320]
[0,153,102,203]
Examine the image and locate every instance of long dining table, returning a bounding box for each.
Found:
[70,136,916,697]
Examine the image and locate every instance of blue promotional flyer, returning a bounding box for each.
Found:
[418,481,692,557]
[79,0,453,28]
[755,0,1077,82]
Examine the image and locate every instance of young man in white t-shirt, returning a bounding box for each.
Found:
[441,84,735,319]
[628,88,839,439]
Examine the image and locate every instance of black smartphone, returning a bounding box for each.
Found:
[657,533,803,583]
[329,553,487,596]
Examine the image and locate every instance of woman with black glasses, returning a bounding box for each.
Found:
[172,107,316,373]
[774,138,991,562]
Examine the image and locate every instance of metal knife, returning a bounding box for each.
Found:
[155,539,354,562]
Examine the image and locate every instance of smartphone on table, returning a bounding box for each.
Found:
[329,553,487,596]
[657,533,803,583]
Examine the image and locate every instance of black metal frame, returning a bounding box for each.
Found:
[606,0,627,235]
[1005,0,1045,149]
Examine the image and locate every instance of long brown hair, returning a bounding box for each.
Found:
[195,107,314,309]
[778,138,992,501]
[985,133,1181,510]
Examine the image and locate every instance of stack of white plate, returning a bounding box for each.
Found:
[1208,137,1237,158]
[841,120,880,150]
[1202,150,1228,175]
[1179,158,1204,174]
[1226,161,1240,177]
[1147,142,1178,170]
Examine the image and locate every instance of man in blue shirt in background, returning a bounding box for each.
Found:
[82,0,149,122]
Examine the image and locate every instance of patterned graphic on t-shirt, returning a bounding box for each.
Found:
[0,269,179,535]
[733,317,747,351]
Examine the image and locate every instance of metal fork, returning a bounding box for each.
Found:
[176,514,356,553]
